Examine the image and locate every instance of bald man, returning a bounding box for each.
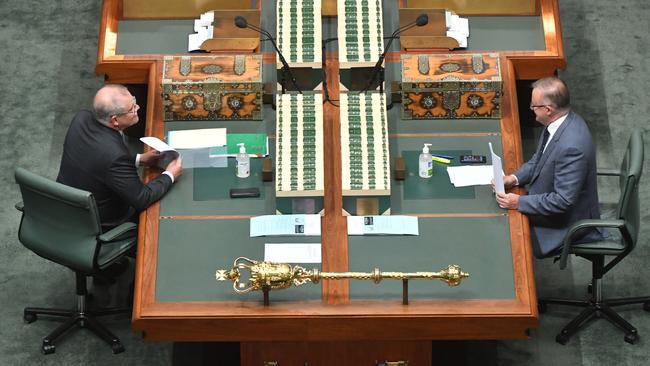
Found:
[496,77,604,257]
[57,84,182,231]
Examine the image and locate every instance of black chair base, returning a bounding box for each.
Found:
[539,296,650,345]
[24,305,130,354]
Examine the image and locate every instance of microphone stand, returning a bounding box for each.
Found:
[362,21,422,94]
[244,22,302,94]
[321,37,339,107]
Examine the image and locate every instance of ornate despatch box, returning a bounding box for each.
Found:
[401,53,501,119]
[162,55,263,121]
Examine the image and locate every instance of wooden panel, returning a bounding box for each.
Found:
[122,0,256,19]
[242,341,431,366]
[405,0,539,16]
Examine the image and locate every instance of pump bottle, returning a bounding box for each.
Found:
[236,143,250,178]
[419,143,433,178]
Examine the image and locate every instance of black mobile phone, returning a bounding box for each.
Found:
[459,155,487,164]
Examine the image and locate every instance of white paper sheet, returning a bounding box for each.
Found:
[167,128,226,149]
[139,137,180,169]
[250,214,321,237]
[264,243,321,263]
[347,216,419,236]
[489,142,505,194]
[446,165,495,187]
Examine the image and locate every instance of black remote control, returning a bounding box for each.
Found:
[229,187,260,198]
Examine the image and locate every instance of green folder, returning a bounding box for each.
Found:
[209,133,268,157]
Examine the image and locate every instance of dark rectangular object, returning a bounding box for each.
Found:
[460,155,487,164]
[229,187,260,198]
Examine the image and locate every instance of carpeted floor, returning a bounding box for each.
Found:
[0,1,648,365]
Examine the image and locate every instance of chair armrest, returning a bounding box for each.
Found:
[597,168,621,177]
[15,202,24,212]
[98,222,137,243]
[559,219,625,269]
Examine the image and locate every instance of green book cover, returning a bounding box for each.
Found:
[209,134,268,157]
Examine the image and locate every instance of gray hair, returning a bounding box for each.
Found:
[532,77,570,111]
[93,84,131,125]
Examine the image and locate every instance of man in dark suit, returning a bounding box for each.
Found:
[496,77,603,258]
[57,84,182,231]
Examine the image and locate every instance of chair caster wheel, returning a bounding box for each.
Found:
[555,333,569,345]
[112,342,125,354]
[624,332,638,344]
[24,313,37,324]
[538,302,547,314]
[643,302,650,312]
[42,343,55,355]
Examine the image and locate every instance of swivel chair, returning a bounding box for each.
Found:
[15,168,137,354]
[538,128,650,344]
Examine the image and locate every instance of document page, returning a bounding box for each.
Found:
[489,142,505,194]
[264,243,322,263]
[347,215,419,236]
[250,214,321,237]
[167,128,226,149]
[140,137,179,170]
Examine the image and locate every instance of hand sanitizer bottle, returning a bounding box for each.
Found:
[419,143,433,178]
[236,143,250,178]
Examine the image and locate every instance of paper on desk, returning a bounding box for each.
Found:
[446,165,495,187]
[489,142,505,194]
[446,12,469,48]
[250,214,321,237]
[140,137,180,170]
[167,128,226,149]
[264,243,321,263]
[347,215,419,236]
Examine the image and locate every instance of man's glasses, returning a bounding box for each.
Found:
[114,97,139,117]
[529,104,550,111]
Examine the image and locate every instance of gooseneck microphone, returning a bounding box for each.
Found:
[362,14,429,93]
[235,16,302,94]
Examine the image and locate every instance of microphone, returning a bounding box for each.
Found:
[362,14,429,92]
[234,16,302,94]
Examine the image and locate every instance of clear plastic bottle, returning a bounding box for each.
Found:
[419,143,433,178]
[236,143,250,178]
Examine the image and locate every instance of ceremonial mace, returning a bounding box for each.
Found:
[216,257,469,305]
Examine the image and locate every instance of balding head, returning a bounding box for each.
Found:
[531,77,570,113]
[93,84,132,125]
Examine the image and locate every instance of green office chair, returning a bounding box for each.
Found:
[15,168,137,354]
[538,128,650,344]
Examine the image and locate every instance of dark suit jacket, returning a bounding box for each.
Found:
[57,110,172,230]
[514,111,603,257]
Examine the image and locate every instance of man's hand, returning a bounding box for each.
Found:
[491,174,518,192]
[503,174,518,189]
[496,192,519,210]
[165,157,183,180]
[139,150,161,167]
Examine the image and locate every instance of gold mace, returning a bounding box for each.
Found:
[216,257,469,294]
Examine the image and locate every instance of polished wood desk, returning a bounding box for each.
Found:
[95,0,566,350]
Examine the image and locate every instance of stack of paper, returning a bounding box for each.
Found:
[188,11,214,51]
[446,10,469,48]
[446,165,495,187]
[167,128,226,149]
[264,243,321,263]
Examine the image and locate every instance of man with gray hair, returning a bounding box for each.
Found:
[57,84,182,231]
[496,77,604,257]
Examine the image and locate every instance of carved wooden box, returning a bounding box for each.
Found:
[401,53,501,119]
[162,55,263,121]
